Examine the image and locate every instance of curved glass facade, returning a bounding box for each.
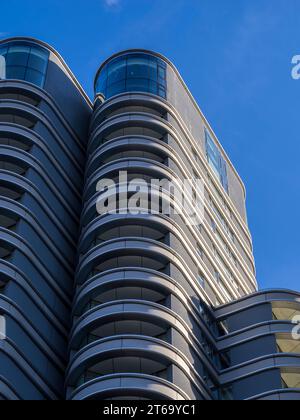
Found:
[95,53,167,100]
[0,41,49,88]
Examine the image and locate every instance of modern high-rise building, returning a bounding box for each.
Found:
[0,37,299,400]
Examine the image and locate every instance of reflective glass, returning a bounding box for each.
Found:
[6,45,30,66]
[205,130,228,193]
[96,67,107,95]
[106,80,126,98]
[148,58,157,81]
[27,47,48,73]
[0,42,49,88]
[149,80,158,95]
[95,52,167,100]
[158,66,166,82]
[25,69,45,86]
[126,78,149,92]
[6,66,26,80]
[127,55,149,79]
[107,57,126,85]
[158,86,167,99]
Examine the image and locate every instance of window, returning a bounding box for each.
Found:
[198,271,205,289]
[0,55,5,79]
[205,129,228,192]
[281,369,300,389]
[0,42,49,88]
[214,270,221,284]
[207,175,232,218]
[213,247,236,285]
[210,197,235,243]
[197,245,204,259]
[0,315,5,340]
[193,149,200,164]
[198,300,214,327]
[214,270,232,300]
[95,53,167,100]
[214,228,237,267]
[276,334,300,354]
[272,302,300,321]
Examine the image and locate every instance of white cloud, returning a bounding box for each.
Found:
[104,0,120,7]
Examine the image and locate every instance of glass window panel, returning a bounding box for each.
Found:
[106,80,126,97]
[208,155,221,180]
[207,139,220,166]
[158,77,166,87]
[220,157,229,192]
[158,66,166,83]
[0,315,5,340]
[25,68,45,87]
[148,58,157,82]
[107,57,126,85]
[272,303,300,321]
[127,54,149,79]
[0,49,6,80]
[96,69,107,95]
[149,80,158,95]
[158,58,167,69]
[6,66,26,80]
[95,53,167,100]
[0,43,48,88]
[206,130,228,191]
[126,78,149,92]
[27,47,48,73]
[6,45,30,66]
[277,336,300,354]
[282,371,300,389]
[158,86,167,99]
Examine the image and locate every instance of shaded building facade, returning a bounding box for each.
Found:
[0,38,299,400]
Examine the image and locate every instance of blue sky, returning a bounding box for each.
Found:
[1,0,299,291]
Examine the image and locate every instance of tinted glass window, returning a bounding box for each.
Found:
[205,130,229,193]
[28,47,48,73]
[6,45,29,66]
[127,55,150,79]
[0,41,49,88]
[96,52,167,100]
[107,57,127,85]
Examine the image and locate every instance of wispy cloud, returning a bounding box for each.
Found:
[104,0,120,7]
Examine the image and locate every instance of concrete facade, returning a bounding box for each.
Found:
[0,39,299,400]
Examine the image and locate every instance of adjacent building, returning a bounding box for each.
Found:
[0,37,299,400]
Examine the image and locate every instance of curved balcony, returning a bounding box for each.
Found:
[0,99,84,174]
[86,108,255,270]
[0,123,82,200]
[69,373,188,400]
[0,38,90,399]
[90,92,248,231]
[249,389,300,401]
[0,376,21,400]
[0,294,64,400]
[66,335,212,400]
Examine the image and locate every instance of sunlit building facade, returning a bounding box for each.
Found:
[0,37,299,400]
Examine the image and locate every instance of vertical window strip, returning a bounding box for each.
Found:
[205,129,229,193]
